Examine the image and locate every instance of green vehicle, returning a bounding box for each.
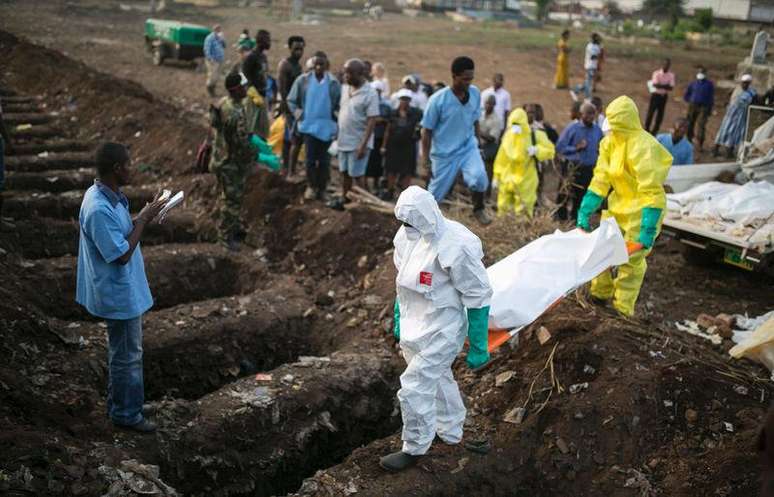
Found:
[144,19,211,66]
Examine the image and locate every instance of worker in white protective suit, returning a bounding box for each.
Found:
[380,186,492,472]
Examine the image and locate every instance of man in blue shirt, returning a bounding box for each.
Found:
[657,117,694,165]
[683,66,714,150]
[288,51,341,201]
[203,24,226,97]
[421,56,491,225]
[555,102,604,221]
[76,143,167,433]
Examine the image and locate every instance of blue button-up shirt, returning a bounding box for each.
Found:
[76,181,153,320]
[555,121,604,167]
[421,85,481,160]
[657,133,694,166]
[683,79,714,108]
[298,73,338,142]
[203,32,225,63]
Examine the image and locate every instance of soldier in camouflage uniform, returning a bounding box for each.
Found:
[209,72,256,251]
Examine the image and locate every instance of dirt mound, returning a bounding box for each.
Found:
[0,29,204,178]
[295,298,772,497]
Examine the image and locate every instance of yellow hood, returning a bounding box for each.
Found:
[506,108,530,131]
[606,96,642,137]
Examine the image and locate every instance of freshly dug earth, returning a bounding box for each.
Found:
[1,18,773,497]
[294,299,773,497]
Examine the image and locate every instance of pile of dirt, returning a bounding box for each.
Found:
[295,297,773,496]
[0,29,205,178]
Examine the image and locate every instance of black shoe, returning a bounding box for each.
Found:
[473,208,492,225]
[379,451,420,472]
[114,418,157,434]
[326,196,347,211]
[142,404,156,417]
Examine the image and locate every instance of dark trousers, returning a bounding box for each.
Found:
[304,134,331,193]
[686,103,711,147]
[281,116,293,171]
[645,93,667,134]
[569,165,594,222]
[555,162,594,221]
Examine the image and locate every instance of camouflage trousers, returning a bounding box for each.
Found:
[214,162,249,241]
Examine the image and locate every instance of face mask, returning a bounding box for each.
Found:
[601,119,611,134]
[511,124,522,135]
[696,73,706,80]
[404,226,421,241]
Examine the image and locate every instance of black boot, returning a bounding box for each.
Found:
[472,192,491,225]
[379,451,420,472]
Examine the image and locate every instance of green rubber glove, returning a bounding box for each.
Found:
[576,190,604,231]
[258,152,281,171]
[249,134,273,154]
[638,207,662,249]
[466,306,491,370]
[393,299,400,341]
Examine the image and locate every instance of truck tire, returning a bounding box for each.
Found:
[680,244,719,267]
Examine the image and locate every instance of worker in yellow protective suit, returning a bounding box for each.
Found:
[576,95,673,316]
[492,108,555,217]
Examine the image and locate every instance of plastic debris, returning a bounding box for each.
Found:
[503,406,526,424]
[675,320,723,345]
[729,314,774,378]
[569,382,588,394]
[537,326,552,345]
[255,373,273,382]
[495,371,515,387]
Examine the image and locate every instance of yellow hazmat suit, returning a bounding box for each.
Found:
[493,108,555,217]
[584,96,673,316]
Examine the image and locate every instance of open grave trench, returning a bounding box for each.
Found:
[0,84,404,496]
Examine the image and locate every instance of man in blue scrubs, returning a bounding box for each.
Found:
[76,143,167,433]
[421,56,491,225]
[656,117,694,166]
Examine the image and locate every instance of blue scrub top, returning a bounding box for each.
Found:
[421,85,481,161]
[656,133,694,166]
[76,181,153,320]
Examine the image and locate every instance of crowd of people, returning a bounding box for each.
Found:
[201,27,771,252]
[65,25,771,455]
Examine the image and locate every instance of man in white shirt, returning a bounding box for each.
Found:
[480,73,511,126]
[571,33,601,101]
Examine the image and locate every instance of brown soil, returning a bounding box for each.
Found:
[0,7,772,497]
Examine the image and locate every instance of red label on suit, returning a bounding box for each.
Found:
[419,271,433,286]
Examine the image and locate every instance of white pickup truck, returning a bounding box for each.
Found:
[661,161,774,276]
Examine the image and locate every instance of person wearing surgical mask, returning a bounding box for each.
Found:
[380,186,492,473]
[683,66,715,151]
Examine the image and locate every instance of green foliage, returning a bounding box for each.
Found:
[604,0,623,18]
[644,0,685,28]
[621,19,636,36]
[694,8,713,31]
[535,0,553,21]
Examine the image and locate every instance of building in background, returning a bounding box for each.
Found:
[551,0,774,23]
